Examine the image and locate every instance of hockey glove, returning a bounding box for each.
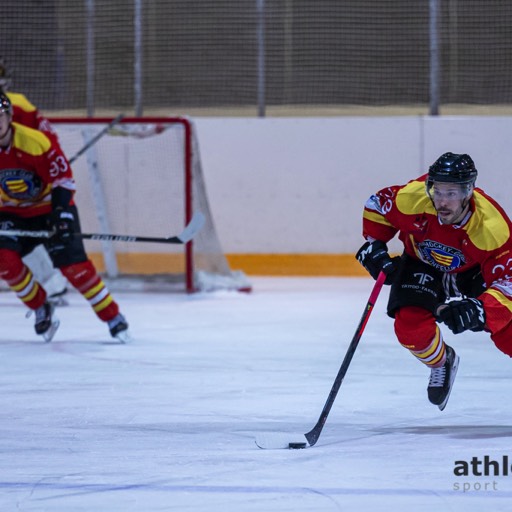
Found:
[49,207,75,244]
[355,240,399,285]
[436,298,486,335]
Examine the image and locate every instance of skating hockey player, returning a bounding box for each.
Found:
[356,152,512,410]
[0,92,130,343]
[0,57,67,300]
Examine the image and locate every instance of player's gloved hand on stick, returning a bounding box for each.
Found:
[355,239,400,285]
[49,206,75,244]
[436,298,486,334]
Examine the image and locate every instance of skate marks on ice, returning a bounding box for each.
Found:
[251,418,512,449]
[374,424,512,440]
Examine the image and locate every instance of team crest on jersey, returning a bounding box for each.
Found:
[417,240,465,272]
[0,168,42,200]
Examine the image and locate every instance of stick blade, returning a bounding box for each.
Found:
[177,211,206,243]
[255,432,310,450]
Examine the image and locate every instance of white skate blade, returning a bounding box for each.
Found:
[42,319,60,343]
[113,329,132,344]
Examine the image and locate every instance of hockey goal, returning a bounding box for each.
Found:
[47,116,251,293]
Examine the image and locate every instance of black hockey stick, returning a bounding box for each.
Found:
[0,211,205,245]
[68,113,125,164]
[255,270,387,449]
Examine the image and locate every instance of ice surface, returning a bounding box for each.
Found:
[1,277,511,511]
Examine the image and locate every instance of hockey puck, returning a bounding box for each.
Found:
[288,442,307,449]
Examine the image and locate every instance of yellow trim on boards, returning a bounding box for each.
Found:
[88,252,368,276]
[225,254,367,276]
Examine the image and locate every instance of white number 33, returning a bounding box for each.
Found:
[49,156,68,177]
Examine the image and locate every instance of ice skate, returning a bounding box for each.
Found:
[108,313,131,343]
[31,302,60,342]
[427,344,459,411]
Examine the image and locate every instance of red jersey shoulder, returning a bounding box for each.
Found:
[6,91,37,113]
[11,122,53,157]
[7,91,39,129]
[366,174,433,221]
[464,188,512,252]
[7,91,55,134]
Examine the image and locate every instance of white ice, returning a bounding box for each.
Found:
[1,277,512,511]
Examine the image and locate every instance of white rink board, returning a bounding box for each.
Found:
[54,116,512,255]
[194,116,512,254]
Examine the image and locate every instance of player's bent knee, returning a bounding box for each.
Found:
[0,248,24,279]
[59,260,97,287]
[394,306,437,348]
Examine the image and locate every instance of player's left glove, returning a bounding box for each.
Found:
[356,240,400,285]
[49,206,75,244]
[436,298,486,335]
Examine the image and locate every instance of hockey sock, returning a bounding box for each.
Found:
[0,248,46,309]
[408,325,446,368]
[60,259,120,321]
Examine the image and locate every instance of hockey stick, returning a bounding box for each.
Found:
[0,211,205,245]
[68,113,125,164]
[255,270,387,450]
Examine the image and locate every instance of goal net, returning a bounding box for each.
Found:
[47,116,251,293]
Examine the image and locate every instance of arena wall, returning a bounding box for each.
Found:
[194,116,512,275]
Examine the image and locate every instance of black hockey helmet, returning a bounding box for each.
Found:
[428,152,477,185]
[0,92,12,115]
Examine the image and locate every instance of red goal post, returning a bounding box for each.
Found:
[49,116,251,293]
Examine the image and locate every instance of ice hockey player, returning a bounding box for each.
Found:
[356,152,512,410]
[0,92,130,343]
[0,57,67,300]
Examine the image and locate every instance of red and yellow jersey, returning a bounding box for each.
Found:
[362,174,512,325]
[6,91,55,134]
[0,122,75,217]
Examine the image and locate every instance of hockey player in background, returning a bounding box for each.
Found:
[356,152,512,411]
[0,92,130,343]
[0,58,68,300]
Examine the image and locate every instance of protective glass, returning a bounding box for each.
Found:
[426,181,473,202]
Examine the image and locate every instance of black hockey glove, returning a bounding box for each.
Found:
[436,298,486,335]
[355,240,399,285]
[49,206,75,244]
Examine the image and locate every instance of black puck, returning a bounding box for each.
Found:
[288,442,307,449]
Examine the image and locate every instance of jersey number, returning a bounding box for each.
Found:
[49,156,68,177]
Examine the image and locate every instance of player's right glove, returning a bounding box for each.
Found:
[49,206,75,245]
[436,298,486,334]
[356,240,399,285]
